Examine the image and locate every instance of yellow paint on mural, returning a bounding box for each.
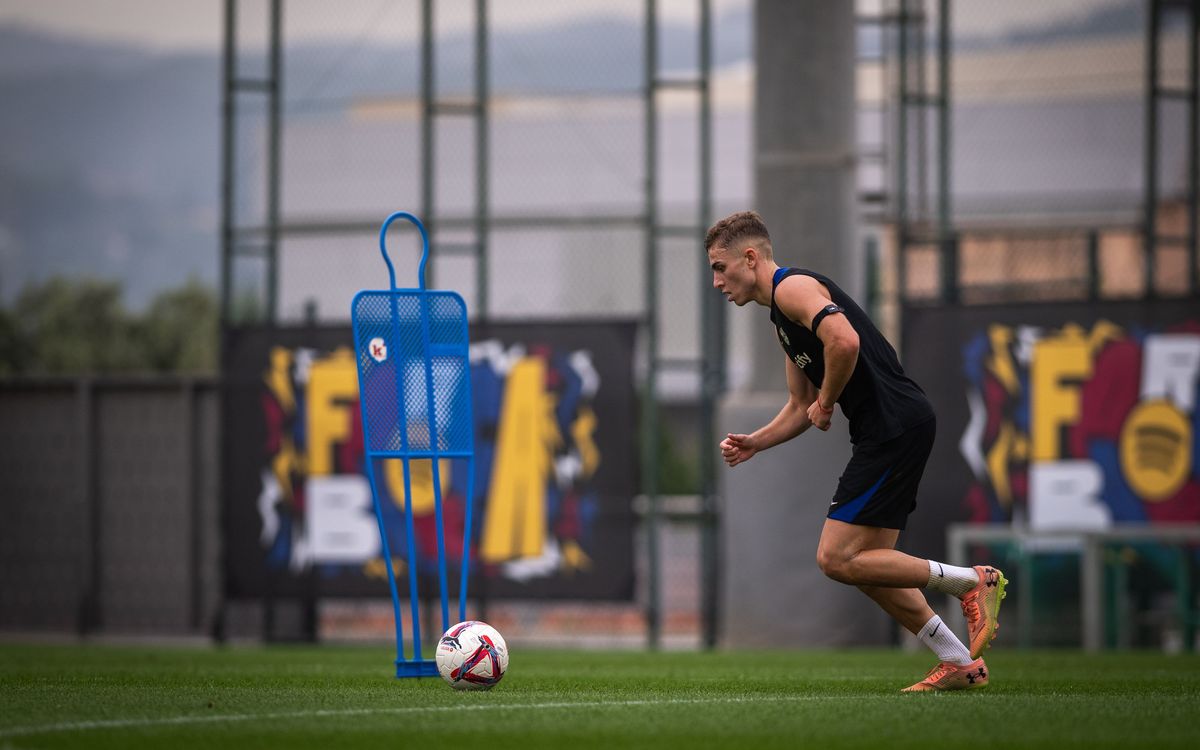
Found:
[1120,400,1192,501]
[480,357,561,563]
[1085,320,1124,355]
[271,437,300,502]
[572,406,601,478]
[263,347,301,501]
[986,325,1019,395]
[985,421,1016,508]
[383,458,452,515]
[264,347,295,413]
[1012,430,1029,462]
[307,347,358,476]
[364,557,407,581]
[1031,333,1092,462]
[560,539,593,572]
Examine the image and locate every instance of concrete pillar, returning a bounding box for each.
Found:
[719,1,887,648]
[750,0,859,392]
[719,398,888,648]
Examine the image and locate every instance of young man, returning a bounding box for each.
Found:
[706,211,1006,692]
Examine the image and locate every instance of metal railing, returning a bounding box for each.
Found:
[948,523,1200,652]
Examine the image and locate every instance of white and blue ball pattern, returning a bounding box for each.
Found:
[435,620,509,690]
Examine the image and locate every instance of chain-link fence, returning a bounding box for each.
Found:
[216,0,753,647]
[224,0,755,327]
[883,0,1198,305]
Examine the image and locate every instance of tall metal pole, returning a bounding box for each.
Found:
[220,0,236,325]
[213,0,237,644]
[421,0,435,289]
[1189,0,1199,296]
[697,0,719,650]
[915,1,928,222]
[896,0,909,304]
[642,0,661,651]
[938,0,955,303]
[1145,0,1160,297]
[476,0,490,319]
[266,0,282,323]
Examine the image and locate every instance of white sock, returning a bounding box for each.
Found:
[924,559,979,597]
[917,614,974,666]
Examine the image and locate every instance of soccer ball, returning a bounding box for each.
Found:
[435,620,509,690]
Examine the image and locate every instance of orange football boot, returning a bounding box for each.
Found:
[960,565,1008,659]
[902,658,990,692]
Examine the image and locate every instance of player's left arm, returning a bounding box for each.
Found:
[774,275,860,430]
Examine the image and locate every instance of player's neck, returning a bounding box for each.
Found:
[752,260,781,306]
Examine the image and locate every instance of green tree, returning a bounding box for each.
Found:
[0,306,31,375]
[138,277,217,373]
[12,277,141,374]
[1,276,219,375]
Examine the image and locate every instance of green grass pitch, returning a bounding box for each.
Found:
[2,643,1198,749]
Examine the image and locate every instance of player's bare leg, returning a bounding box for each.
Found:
[815,518,991,691]
[815,518,1005,654]
[814,519,930,588]
[857,584,933,635]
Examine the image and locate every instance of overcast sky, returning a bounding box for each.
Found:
[0,0,745,51]
[0,0,1135,53]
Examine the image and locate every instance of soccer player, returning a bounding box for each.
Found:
[707,211,1006,692]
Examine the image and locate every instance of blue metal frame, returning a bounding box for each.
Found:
[351,211,476,678]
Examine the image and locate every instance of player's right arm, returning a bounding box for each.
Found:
[720,357,816,467]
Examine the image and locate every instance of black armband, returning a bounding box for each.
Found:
[811,303,844,332]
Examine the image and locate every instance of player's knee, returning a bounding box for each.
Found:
[816,547,852,583]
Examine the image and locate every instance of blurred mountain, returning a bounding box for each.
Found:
[0,26,220,309]
[974,0,1145,50]
[0,23,154,78]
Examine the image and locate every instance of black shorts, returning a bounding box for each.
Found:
[826,416,935,530]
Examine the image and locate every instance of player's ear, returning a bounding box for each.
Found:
[744,245,757,268]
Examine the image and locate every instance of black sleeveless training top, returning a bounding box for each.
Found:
[769,267,933,445]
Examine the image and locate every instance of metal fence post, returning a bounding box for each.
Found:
[183,381,205,631]
[78,379,101,636]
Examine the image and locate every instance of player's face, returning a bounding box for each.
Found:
[708,245,754,306]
